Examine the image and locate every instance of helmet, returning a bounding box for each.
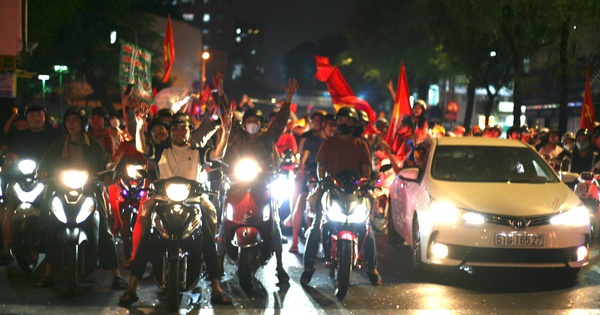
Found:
[576,128,592,140]
[63,106,90,132]
[561,132,575,143]
[148,118,170,134]
[24,104,47,117]
[91,106,110,122]
[170,113,192,127]
[413,99,428,112]
[323,114,336,123]
[492,124,503,133]
[357,110,369,124]
[242,108,263,123]
[335,107,359,121]
[310,109,328,119]
[376,117,389,127]
[157,108,174,119]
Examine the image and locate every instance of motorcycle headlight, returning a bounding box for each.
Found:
[235,158,261,182]
[51,196,68,223]
[263,205,270,221]
[327,202,347,223]
[126,164,144,179]
[18,159,37,175]
[14,183,45,203]
[76,197,95,223]
[550,205,589,226]
[60,170,89,189]
[226,203,234,221]
[165,183,190,202]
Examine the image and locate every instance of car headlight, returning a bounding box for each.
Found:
[18,159,37,175]
[550,205,589,226]
[430,200,485,225]
[166,183,190,202]
[235,158,261,182]
[76,197,95,223]
[51,196,67,223]
[60,170,89,189]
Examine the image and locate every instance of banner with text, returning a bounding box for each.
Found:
[119,41,153,103]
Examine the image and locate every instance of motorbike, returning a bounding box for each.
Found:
[46,166,114,297]
[320,165,391,300]
[371,158,395,233]
[116,163,148,259]
[569,171,600,242]
[222,157,278,292]
[272,149,297,226]
[148,174,219,312]
[6,159,46,273]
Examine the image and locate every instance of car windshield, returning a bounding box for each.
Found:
[430,145,560,183]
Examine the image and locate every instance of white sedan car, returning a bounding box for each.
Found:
[388,137,591,274]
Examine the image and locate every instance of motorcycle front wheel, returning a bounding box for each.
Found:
[334,239,352,300]
[12,218,41,273]
[238,246,260,292]
[166,246,181,312]
[65,244,78,298]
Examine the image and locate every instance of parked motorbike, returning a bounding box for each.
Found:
[46,166,113,297]
[6,159,46,273]
[148,174,219,312]
[116,163,148,259]
[222,157,278,292]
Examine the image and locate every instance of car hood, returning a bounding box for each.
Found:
[426,180,581,216]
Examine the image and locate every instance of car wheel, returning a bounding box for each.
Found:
[412,216,425,271]
[387,206,404,244]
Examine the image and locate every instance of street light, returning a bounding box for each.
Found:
[201,51,210,89]
[54,65,68,115]
[37,74,49,105]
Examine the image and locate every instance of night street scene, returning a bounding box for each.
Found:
[1,0,600,314]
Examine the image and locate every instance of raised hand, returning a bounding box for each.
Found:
[284,78,299,102]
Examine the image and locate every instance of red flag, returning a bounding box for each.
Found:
[162,15,175,83]
[581,64,595,130]
[231,99,237,111]
[386,62,412,153]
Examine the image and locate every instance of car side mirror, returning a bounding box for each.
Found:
[559,171,578,184]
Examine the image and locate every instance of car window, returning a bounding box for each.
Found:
[431,146,560,183]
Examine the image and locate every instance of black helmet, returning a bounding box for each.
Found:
[242,108,264,123]
[157,108,174,119]
[357,110,369,124]
[63,106,90,132]
[91,106,110,122]
[414,99,428,112]
[335,107,359,121]
[576,128,593,140]
[147,118,170,134]
[24,104,47,117]
[170,113,192,127]
[310,109,328,119]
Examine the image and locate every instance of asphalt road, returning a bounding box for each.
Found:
[1,231,600,315]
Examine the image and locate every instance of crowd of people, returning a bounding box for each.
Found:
[1,76,599,308]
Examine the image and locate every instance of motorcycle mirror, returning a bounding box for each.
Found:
[379,164,393,173]
[580,171,594,181]
[207,170,223,181]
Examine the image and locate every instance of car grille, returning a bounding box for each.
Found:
[484,213,552,228]
[446,244,579,264]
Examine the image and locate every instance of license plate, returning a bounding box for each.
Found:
[494,232,545,247]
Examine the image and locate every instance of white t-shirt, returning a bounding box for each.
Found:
[158,145,203,181]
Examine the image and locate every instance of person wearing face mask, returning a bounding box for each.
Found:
[561,128,600,175]
[300,106,382,287]
[220,78,299,285]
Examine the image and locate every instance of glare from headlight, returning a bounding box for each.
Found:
[126,164,144,179]
[18,159,37,175]
[235,158,261,182]
[550,206,589,226]
[51,196,67,223]
[327,202,346,222]
[76,197,95,223]
[226,203,234,221]
[348,203,370,223]
[263,205,270,221]
[430,201,461,223]
[60,171,88,189]
[166,183,190,202]
[577,245,588,261]
[462,212,485,225]
[431,242,449,259]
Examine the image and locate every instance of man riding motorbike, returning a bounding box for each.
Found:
[219,78,299,284]
[301,106,381,286]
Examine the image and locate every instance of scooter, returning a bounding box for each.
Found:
[6,159,46,273]
[46,166,113,297]
[222,157,277,292]
[116,163,148,259]
[272,149,297,227]
[148,174,219,312]
[371,158,395,233]
[571,171,600,242]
